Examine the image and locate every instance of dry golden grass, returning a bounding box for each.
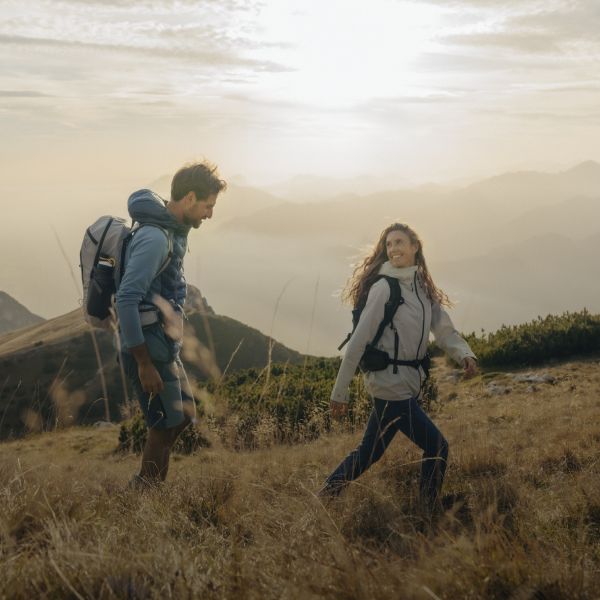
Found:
[2,357,600,599]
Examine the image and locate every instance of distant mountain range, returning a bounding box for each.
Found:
[185,161,600,353]
[148,175,286,222]
[2,161,599,356]
[435,231,600,332]
[264,173,411,202]
[215,161,600,256]
[0,292,44,335]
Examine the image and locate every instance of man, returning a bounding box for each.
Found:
[116,161,226,486]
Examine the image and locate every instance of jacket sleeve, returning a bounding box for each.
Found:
[430,302,476,365]
[115,227,169,349]
[330,280,389,404]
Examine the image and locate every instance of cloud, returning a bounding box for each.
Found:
[474,108,600,123]
[433,1,600,57]
[221,92,304,110]
[136,100,176,107]
[0,1,292,82]
[513,3,600,43]
[440,32,561,54]
[422,0,561,8]
[53,0,257,7]
[218,90,461,117]
[511,81,600,94]
[0,33,291,73]
[363,93,463,110]
[414,50,532,73]
[0,90,53,97]
[546,83,600,93]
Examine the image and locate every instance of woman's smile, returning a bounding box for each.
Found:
[386,230,418,267]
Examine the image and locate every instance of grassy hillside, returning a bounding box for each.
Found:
[0,308,303,440]
[3,305,599,444]
[2,357,600,598]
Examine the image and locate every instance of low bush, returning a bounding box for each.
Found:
[118,357,439,453]
[460,309,600,367]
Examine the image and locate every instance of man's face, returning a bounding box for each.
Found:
[184,193,217,228]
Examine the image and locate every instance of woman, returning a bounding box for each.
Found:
[321,223,478,513]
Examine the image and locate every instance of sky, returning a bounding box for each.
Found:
[2,0,600,189]
[1,0,600,349]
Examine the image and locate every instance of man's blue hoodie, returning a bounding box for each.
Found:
[115,190,190,350]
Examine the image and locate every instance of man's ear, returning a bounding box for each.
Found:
[184,191,196,206]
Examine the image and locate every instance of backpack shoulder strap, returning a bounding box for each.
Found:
[119,224,173,284]
[92,217,114,268]
[369,276,404,348]
[337,275,404,352]
[337,285,378,351]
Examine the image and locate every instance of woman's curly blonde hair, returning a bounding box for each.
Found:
[343,223,452,309]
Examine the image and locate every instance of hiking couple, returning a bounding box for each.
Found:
[110,161,477,512]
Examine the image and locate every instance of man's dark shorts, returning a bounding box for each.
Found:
[121,322,195,431]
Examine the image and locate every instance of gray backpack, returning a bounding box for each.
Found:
[79,216,172,329]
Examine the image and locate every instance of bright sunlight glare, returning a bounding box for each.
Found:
[255,0,444,107]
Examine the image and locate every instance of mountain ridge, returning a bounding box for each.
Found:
[0,291,45,336]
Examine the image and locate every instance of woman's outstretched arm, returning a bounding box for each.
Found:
[431,302,478,378]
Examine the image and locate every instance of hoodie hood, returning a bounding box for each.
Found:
[128,189,190,236]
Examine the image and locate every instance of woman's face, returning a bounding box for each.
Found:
[385,229,419,268]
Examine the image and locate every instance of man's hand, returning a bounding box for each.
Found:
[138,362,164,395]
[130,342,164,394]
[330,400,349,420]
[463,356,478,379]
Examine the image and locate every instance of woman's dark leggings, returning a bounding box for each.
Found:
[324,397,448,508]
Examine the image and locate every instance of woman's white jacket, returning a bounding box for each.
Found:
[331,262,476,403]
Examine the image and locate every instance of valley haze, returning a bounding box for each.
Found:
[1,162,599,356]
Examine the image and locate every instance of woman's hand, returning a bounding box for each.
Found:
[330,400,349,420]
[463,356,478,379]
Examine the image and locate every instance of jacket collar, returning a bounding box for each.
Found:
[378,262,418,281]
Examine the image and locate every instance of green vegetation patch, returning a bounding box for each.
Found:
[119,357,439,453]
[461,309,600,368]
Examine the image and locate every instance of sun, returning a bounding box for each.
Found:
[253,0,443,108]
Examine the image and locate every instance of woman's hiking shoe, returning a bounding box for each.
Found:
[317,481,346,503]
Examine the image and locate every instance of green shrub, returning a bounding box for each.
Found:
[207,357,438,449]
[460,309,600,368]
[117,356,439,452]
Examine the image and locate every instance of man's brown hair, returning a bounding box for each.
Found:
[171,161,227,202]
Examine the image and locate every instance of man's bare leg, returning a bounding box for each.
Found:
[137,415,192,483]
[159,416,192,481]
[139,428,172,482]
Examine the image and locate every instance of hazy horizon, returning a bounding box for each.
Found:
[2,159,600,356]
